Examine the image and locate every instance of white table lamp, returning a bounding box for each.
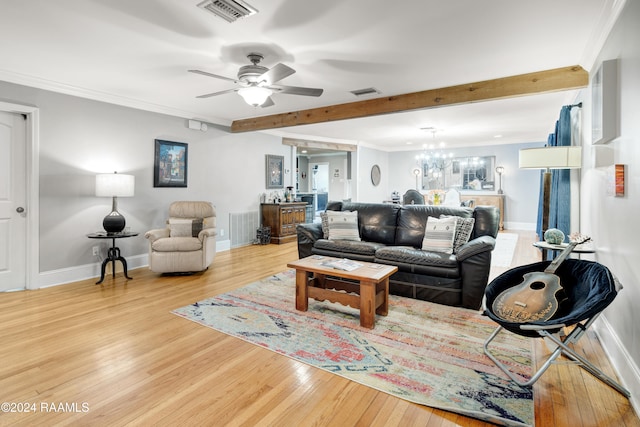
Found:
[96,172,135,233]
[519,146,581,236]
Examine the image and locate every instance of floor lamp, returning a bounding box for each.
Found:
[519,146,581,255]
[413,167,421,190]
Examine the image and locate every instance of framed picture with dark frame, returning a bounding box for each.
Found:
[154,139,188,187]
[266,154,284,189]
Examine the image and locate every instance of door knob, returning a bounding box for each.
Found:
[16,207,25,213]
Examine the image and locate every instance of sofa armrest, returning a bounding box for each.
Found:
[296,222,324,258]
[455,235,496,262]
[144,228,169,243]
[456,235,496,310]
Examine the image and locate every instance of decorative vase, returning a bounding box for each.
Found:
[544,228,565,245]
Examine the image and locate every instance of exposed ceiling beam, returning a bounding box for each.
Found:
[282,137,357,152]
[231,65,588,133]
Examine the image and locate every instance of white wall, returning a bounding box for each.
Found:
[0,80,287,275]
[357,145,390,203]
[581,0,640,410]
[305,153,349,201]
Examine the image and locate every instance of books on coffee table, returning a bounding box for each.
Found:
[320,258,362,271]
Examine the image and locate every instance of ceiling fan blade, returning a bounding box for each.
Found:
[188,69,238,83]
[196,88,239,98]
[270,84,323,97]
[260,96,275,108]
[260,63,295,85]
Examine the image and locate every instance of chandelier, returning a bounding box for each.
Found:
[415,141,453,189]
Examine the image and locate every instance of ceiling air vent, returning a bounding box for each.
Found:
[197,0,258,23]
[350,87,381,97]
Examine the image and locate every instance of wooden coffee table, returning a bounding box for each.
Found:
[287,256,398,329]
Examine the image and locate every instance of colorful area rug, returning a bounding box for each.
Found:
[173,270,534,427]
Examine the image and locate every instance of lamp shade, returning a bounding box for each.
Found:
[96,173,135,197]
[238,87,272,107]
[519,146,582,169]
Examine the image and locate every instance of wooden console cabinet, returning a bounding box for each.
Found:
[260,202,308,244]
[461,194,505,230]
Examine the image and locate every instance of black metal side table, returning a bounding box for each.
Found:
[87,231,139,284]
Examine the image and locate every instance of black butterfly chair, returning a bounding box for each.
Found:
[483,259,630,397]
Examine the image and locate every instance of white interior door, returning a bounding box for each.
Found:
[0,112,27,291]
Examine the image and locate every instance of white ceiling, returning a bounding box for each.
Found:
[0,0,614,150]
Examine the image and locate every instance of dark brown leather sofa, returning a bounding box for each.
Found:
[296,201,500,310]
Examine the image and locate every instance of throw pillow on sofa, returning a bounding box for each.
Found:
[440,215,475,252]
[169,218,203,237]
[320,211,353,239]
[421,216,456,254]
[326,210,361,241]
[320,211,330,238]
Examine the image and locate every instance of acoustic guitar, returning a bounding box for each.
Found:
[492,235,591,323]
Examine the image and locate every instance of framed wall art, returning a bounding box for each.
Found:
[607,164,625,197]
[266,154,284,189]
[154,139,188,187]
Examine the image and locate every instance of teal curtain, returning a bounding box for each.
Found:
[536,105,576,258]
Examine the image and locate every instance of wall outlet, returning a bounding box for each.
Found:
[220,229,224,237]
[92,246,99,256]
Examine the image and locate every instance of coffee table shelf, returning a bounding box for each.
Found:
[287,256,398,329]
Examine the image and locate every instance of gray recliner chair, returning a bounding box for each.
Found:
[145,201,217,273]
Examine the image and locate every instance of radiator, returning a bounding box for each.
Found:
[229,211,260,248]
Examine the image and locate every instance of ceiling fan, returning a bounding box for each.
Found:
[189,53,323,107]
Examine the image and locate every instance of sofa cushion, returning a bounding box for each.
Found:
[326,210,361,241]
[334,202,401,245]
[313,239,384,256]
[471,205,500,239]
[375,246,458,268]
[169,218,203,237]
[396,205,473,247]
[151,237,203,252]
[421,216,457,254]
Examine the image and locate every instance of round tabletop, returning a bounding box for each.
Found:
[533,241,595,254]
[87,231,139,239]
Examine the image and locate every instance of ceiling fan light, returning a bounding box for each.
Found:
[238,87,272,106]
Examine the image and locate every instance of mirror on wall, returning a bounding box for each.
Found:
[421,155,496,191]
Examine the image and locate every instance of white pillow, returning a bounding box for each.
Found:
[169,218,203,237]
[326,210,361,241]
[421,216,456,254]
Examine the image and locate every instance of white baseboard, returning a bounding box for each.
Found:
[217,239,231,252]
[38,254,149,288]
[38,242,232,289]
[593,315,640,416]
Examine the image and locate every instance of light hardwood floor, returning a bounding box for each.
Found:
[0,231,637,426]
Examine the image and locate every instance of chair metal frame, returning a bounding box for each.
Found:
[483,278,630,397]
